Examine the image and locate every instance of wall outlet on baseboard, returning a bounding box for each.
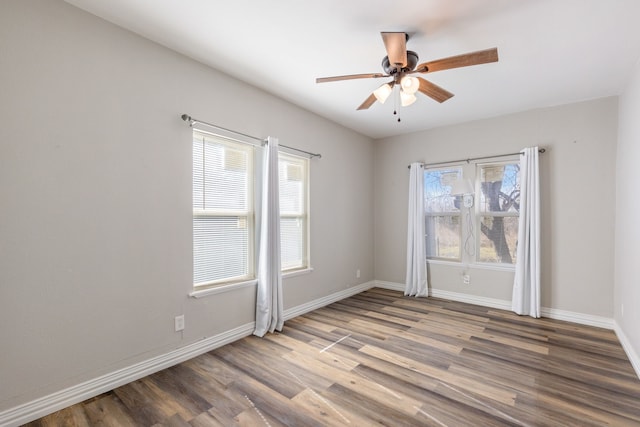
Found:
[463,275,470,285]
[175,315,185,332]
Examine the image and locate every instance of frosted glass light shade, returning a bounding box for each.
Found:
[400,90,417,106]
[401,76,420,94]
[373,83,392,104]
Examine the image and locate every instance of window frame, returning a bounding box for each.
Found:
[192,131,256,289]
[278,151,310,273]
[424,166,463,262]
[475,160,521,266]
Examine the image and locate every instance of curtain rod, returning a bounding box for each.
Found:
[181,114,321,159]
[407,148,545,169]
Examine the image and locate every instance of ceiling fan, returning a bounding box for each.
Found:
[316,32,498,112]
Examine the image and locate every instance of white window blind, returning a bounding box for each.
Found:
[278,153,308,271]
[193,131,254,287]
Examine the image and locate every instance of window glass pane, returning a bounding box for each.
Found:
[278,153,308,271]
[424,168,461,213]
[479,163,520,213]
[279,156,304,215]
[425,167,461,260]
[425,215,461,259]
[478,216,518,264]
[193,216,250,285]
[281,217,305,270]
[193,136,251,212]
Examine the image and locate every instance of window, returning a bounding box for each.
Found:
[279,153,309,271]
[477,162,520,264]
[423,159,521,267]
[192,130,312,289]
[192,131,254,287]
[424,167,462,260]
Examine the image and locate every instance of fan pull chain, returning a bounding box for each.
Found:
[394,85,401,122]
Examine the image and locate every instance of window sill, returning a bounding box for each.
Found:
[283,267,314,279]
[427,259,515,272]
[190,279,258,298]
[472,262,516,272]
[427,259,461,267]
[189,268,314,299]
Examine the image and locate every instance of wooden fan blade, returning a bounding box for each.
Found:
[357,93,377,110]
[417,77,454,103]
[381,32,407,68]
[417,47,498,73]
[316,73,386,83]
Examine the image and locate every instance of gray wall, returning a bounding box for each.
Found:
[615,60,640,362]
[0,0,374,411]
[374,97,618,317]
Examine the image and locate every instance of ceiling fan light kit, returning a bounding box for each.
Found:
[400,90,417,107]
[401,75,420,94]
[316,31,499,117]
[373,83,393,104]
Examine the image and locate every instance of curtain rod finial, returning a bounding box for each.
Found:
[181,114,191,122]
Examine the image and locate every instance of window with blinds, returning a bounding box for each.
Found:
[193,131,254,287]
[278,153,308,271]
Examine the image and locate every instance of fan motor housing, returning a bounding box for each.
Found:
[382,50,419,74]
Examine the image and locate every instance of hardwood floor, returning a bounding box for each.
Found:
[26,288,640,426]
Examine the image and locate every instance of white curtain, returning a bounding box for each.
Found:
[254,136,284,337]
[512,147,541,317]
[405,162,428,297]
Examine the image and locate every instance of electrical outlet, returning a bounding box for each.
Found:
[463,275,470,285]
[356,269,361,279]
[175,315,185,332]
[621,304,624,317]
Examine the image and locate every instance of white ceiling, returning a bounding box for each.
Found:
[65,0,640,139]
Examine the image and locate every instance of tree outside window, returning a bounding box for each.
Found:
[477,162,520,264]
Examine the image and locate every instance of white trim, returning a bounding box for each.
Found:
[426,259,516,272]
[282,267,314,279]
[374,280,613,328]
[284,281,375,320]
[0,281,375,427]
[189,279,257,298]
[614,321,640,380]
[470,262,516,272]
[430,288,512,311]
[375,280,405,292]
[539,307,614,330]
[190,268,315,298]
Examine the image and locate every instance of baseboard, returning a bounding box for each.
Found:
[0,281,376,427]
[284,281,376,320]
[430,288,513,311]
[375,280,512,310]
[374,280,613,329]
[614,321,640,380]
[540,307,614,329]
[374,280,405,292]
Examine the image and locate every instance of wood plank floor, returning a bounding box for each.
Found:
[26,288,640,426]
